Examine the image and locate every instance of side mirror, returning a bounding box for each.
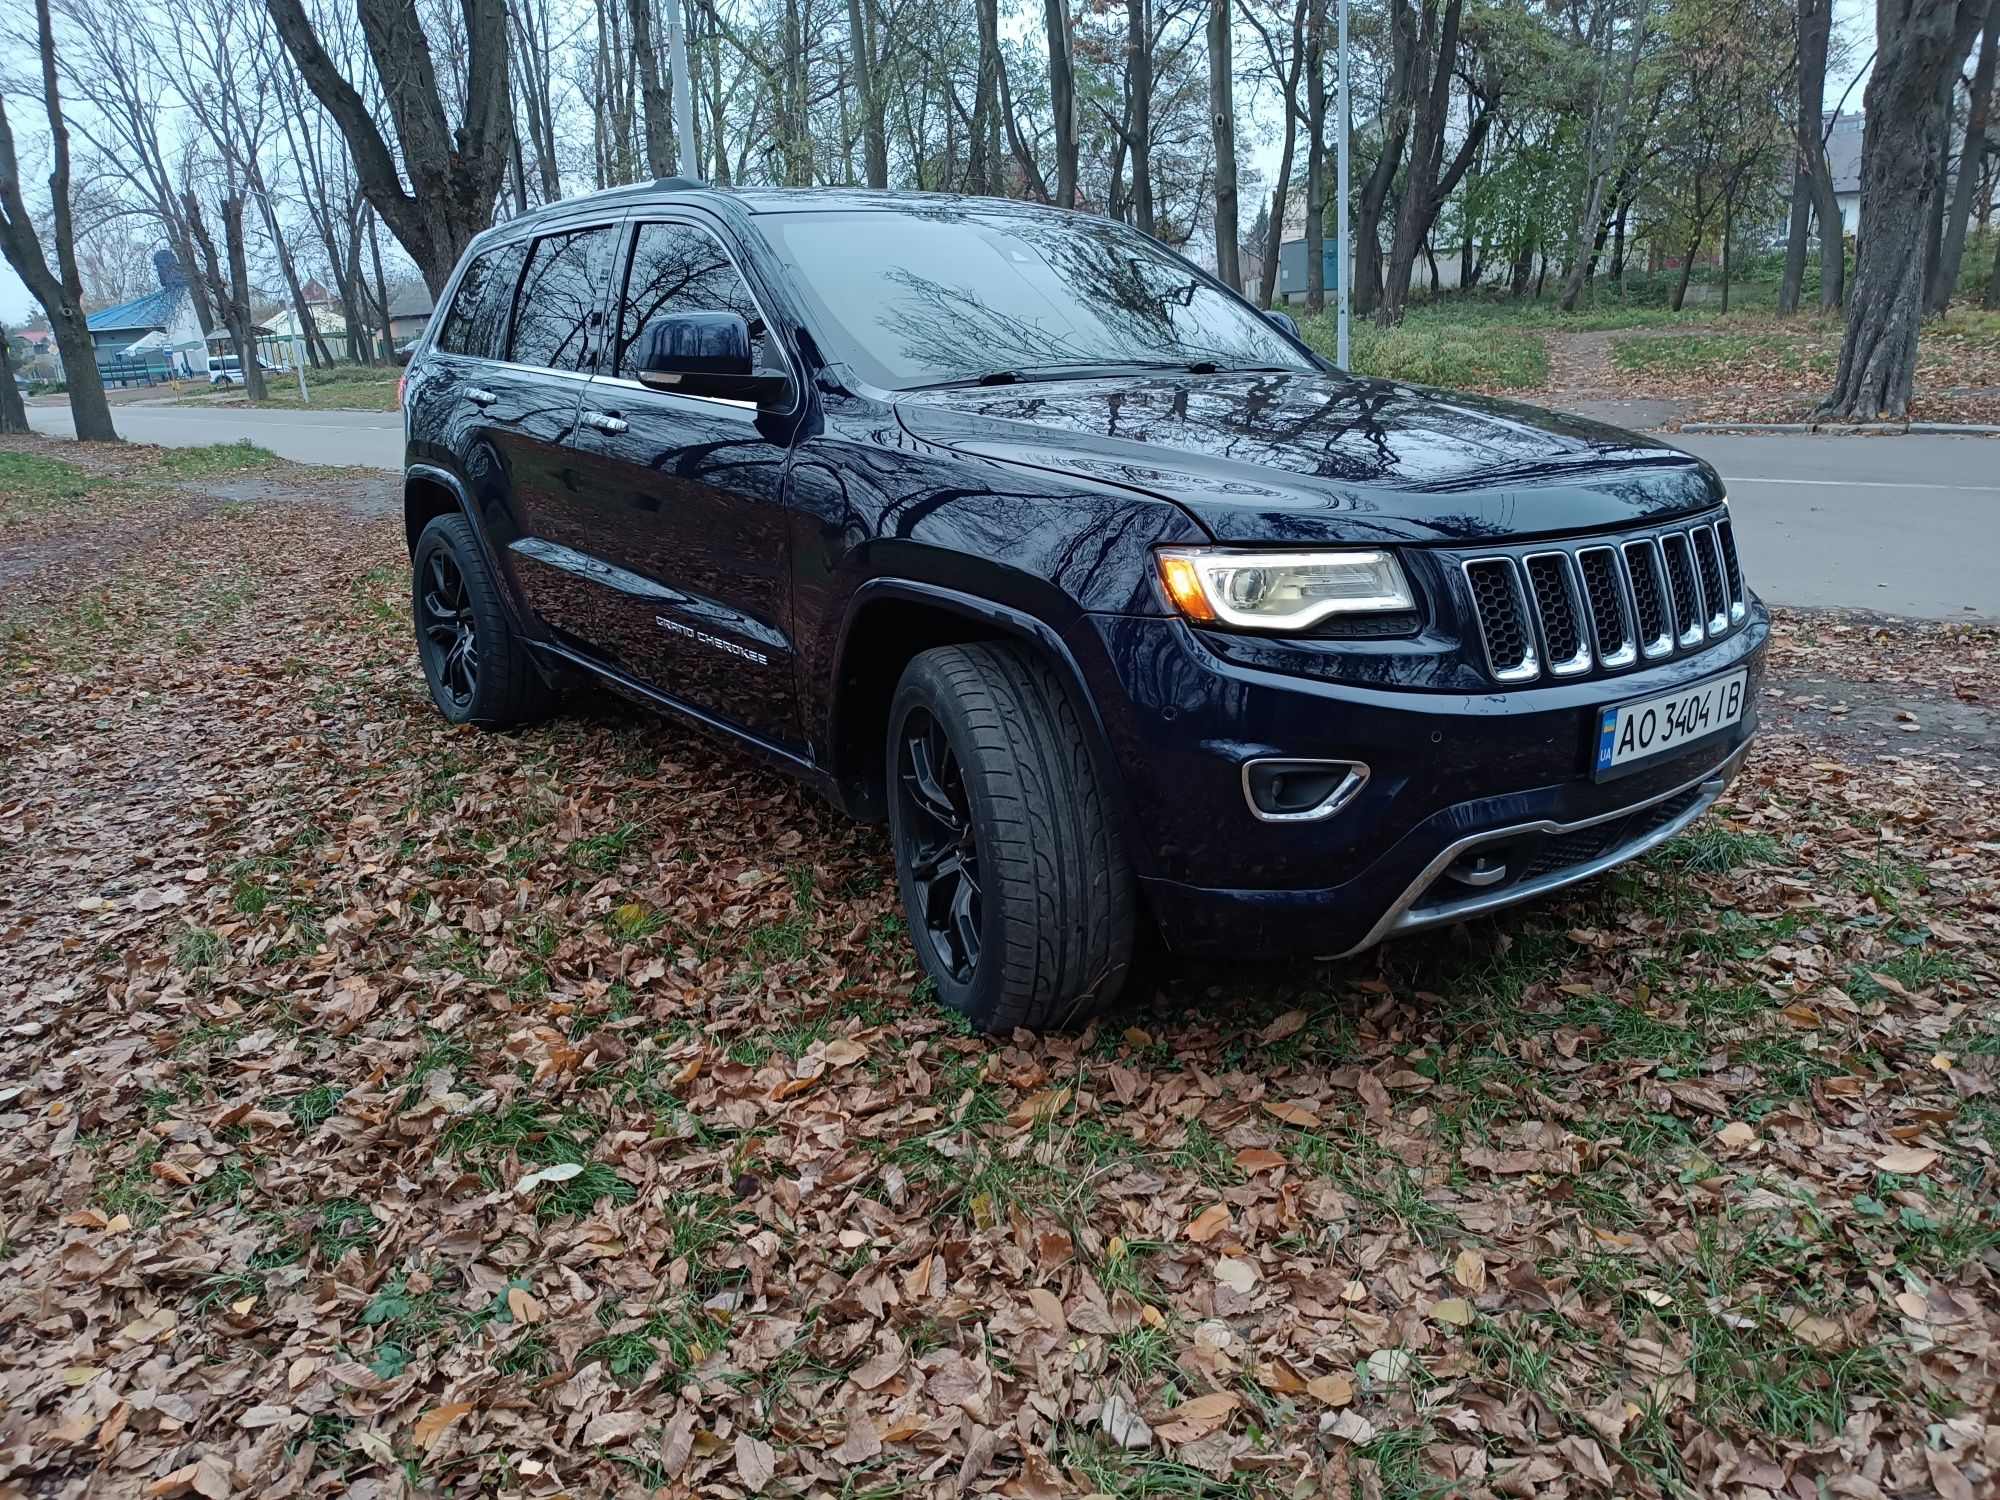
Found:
[1263,308,1299,338]
[634,311,790,404]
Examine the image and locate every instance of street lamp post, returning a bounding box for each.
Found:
[669,2,699,181]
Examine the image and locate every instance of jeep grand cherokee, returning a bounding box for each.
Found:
[399,181,1766,1032]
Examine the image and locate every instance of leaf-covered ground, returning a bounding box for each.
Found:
[1,438,1995,1500]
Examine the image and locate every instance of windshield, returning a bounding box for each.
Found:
[754,206,1317,390]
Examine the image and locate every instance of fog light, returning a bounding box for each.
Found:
[1242,759,1369,822]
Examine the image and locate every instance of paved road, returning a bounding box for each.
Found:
[22,404,1996,618]
[1672,433,1996,620]
[26,403,403,471]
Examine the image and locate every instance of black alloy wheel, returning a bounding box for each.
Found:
[884,642,1138,1032]
[893,705,983,983]
[417,545,479,711]
[409,512,554,729]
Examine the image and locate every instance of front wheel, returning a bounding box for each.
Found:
[886,643,1137,1033]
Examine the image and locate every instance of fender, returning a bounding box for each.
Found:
[828,576,1158,880]
[404,460,548,652]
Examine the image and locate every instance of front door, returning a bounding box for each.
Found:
[487,222,620,644]
[566,217,802,750]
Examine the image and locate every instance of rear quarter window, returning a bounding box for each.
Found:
[435,242,526,361]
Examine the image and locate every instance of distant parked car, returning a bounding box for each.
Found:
[207,354,279,386]
[392,339,421,367]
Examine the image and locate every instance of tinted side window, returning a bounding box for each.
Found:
[509,228,615,372]
[435,242,524,360]
[615,222,764,377]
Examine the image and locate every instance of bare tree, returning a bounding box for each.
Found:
[1929,0,2000,311]
[184,190,268,401]
[262,0,514,294]
[1779,0,1841,312]
[1045,0,1078,206]
[0,0,117,440]
[1822,0,1987,418]
[0,326,29,434]
[1560,0,1649,313]
[1208,0,1240,287]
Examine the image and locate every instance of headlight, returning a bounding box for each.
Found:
[1156,547,1415,630]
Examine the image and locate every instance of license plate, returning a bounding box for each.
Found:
[1596,669,1746,777]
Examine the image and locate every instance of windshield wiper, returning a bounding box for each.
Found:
[918,361,1200,390]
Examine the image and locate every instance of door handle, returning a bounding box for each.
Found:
[466,387,498,407]
[583,410,628,435]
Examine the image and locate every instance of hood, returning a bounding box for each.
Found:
[893,369,1719,546]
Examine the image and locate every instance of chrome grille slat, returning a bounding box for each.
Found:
[1463,514,1747,686]
[1462,558,1540,683]
[1690,525,1729,634]
[1524,552,1593,676]
[1576,546,1636,669]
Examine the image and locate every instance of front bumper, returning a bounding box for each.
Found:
[1068,602,1769,959]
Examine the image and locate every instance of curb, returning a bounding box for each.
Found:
[1679,420,2000,436]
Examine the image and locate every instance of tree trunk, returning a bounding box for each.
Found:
[627,0,677,179]
[0,328,28,434]
[1045,0,1078,207]
[1811,139,1846,308]
[1720,198,1734,313]
[972,0,1002,193]
[848,0,888,187]
[1561,0,1647,313]
[1304,0,1326,313]
[1671,230,1698,311]
[1380,0,1464,324]
[1352,0,1418,317]
[1822,0,1987,419]
[187,191,267,402]
[0,0,116,440]
[368,211,395,362]
[263,0,513,295]
[1987,226,2000,305]
[1209,0,1241,288]
[1253,0,1307,308]
[1126,0,1155,232]
[1780,0,1833,314]
[1929,0,2000,312]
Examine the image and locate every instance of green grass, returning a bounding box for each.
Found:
[1297,308,1551,391]
[148,440,282,477]
[182,361,401,412]
[0,450,106,527]
[1610,332,1835,380]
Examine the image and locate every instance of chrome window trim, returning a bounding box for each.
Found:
[605,215,803,418]
[1524,550,1594,677]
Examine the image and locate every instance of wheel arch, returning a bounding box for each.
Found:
[403,463,472,555]
[826,583,1142,872]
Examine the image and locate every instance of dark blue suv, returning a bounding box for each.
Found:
[400,181,1766,1032]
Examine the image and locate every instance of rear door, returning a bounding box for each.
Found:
[566,216,802,748]
[480,221,621,642]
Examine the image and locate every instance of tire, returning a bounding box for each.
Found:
[411,512,555,729]
[886,642,1137,1032]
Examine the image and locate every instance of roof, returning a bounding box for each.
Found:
[87,283,187,334]
[496,180,1052,232]
[388,287,434,318]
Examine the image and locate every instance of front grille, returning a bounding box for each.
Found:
[1462,515,1746,684]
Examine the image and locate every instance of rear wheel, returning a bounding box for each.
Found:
[412,512,554,728]
[887,642,1137,1032]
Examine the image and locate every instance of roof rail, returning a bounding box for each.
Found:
[653,176,706,191]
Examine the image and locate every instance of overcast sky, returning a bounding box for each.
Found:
[1,0,1877,328]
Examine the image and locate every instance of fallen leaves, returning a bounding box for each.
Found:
[0,444,1994,1500]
